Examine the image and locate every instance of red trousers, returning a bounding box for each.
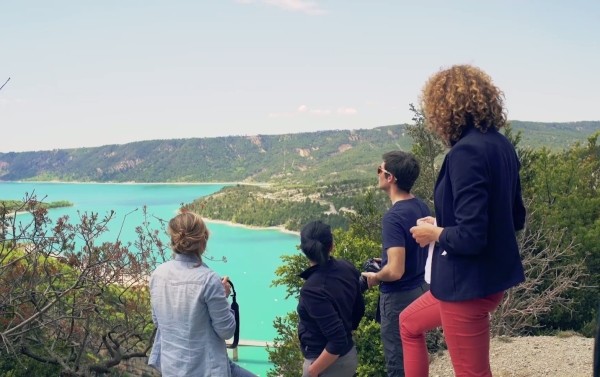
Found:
[399,290,504,377]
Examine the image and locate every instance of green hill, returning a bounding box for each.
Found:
[1,121,598,183]
[509,120,599,149]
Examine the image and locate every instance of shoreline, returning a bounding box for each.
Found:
[2,212,300,236]
[203,218,300,236]
[2,181,296,236]
[2,180,271,187]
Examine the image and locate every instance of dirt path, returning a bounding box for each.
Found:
[428,335,594,377]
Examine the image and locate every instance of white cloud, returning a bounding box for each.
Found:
[237,0,327,15]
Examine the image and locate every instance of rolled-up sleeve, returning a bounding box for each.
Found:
[204,273,236,340]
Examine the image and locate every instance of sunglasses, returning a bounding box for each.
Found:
[377,166,393,177]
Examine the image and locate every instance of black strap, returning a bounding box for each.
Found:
[227,280,240,349]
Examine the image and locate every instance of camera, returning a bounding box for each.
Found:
[359,258,382,293]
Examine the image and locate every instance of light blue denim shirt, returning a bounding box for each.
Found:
[149,253,236,377]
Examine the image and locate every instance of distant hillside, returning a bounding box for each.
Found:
[1,121,598,183]
[509,120,600,149]
[0,125,412,183]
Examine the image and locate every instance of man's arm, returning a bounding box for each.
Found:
[362,247,405,287]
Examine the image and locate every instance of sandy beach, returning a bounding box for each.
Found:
[203,218,300,236]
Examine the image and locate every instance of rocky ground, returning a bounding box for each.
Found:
[428,334,595,377]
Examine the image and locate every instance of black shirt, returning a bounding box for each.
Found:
[297,257,365,359]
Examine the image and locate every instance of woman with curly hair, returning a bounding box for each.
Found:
[148,211,256,377]
[401,65,526,377]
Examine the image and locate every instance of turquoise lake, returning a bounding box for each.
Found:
[0,181,300,376]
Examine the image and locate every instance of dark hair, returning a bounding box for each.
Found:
[382,150,420,193]
[300,221,333,266]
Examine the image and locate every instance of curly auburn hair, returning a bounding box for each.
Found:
[168,210,209,257]
[421,64,507,146]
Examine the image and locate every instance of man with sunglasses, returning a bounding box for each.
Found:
[362,150,430,377]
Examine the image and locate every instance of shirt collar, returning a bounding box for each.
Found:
[174,252,201,263]
[298,257,334,280]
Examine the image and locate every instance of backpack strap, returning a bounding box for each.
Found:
[226,280,240,349]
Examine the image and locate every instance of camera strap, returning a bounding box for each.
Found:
[226,280,240,349]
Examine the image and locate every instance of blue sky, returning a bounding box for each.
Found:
[1,0,599,152]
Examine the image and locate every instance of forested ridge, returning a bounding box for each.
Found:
[1,121,598,184]
[0,125,411,183]
[187,180,389,232]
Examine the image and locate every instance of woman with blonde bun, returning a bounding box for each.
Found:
[148,210,256,377]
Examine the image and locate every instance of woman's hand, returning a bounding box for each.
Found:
[307,348,339,376]
[307,365,320,377]
[416,216,436,226]
[221,276,231,298]
[410,222,443,247]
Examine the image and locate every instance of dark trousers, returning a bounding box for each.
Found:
[380,282,429,377]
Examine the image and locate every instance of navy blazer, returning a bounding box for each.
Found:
[432,126,526,301]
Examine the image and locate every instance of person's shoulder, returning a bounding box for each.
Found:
[198,264,219,279]
[448,134,487,162]
[181,261,218,283]
[391,198,428,217]
[152,260,173,274]
[300,273,323,294]
[383,203,412,228]
[412,197,431,214]
[382,205,398,221]
[195,268,222,290]
[335,258,358,272]
[149,260,175,286]
[411,196,428,206]
[383,205,404,226]
[458,127,511,147]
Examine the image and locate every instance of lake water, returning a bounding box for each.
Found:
[0,181,300,376]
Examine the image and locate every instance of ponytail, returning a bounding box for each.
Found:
[300,221,333,266]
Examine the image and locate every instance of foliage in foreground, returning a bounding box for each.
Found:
[515,132,600,335]
[0,195,168,376]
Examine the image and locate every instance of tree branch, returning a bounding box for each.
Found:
[0,77,10,92]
